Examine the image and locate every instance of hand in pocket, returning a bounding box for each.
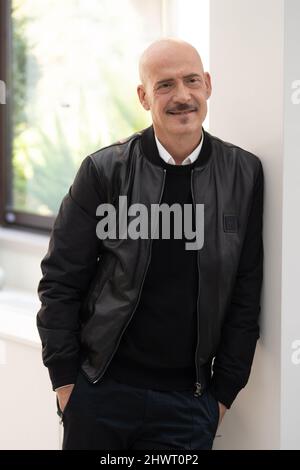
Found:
[56,384,75,413]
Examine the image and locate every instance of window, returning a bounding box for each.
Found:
[0,0,209,231]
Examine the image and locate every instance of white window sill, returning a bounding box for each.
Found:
[0,287,41,348]
[0,226,49,254]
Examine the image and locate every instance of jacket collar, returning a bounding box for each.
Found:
[140,125,212,170]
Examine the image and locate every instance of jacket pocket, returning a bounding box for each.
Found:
[206,389,220,435]
[223,213,239,233]
[80,254,111,323]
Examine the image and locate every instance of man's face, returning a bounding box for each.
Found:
[137,44,212,139]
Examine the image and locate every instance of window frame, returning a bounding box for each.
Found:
[0,0,10,229]
[0,0,55,232]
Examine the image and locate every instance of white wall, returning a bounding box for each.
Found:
[0,335,60,449]
[0,229,61,449]
[210,0,300,450]
[0,228,48,292]
[281,0,300,450]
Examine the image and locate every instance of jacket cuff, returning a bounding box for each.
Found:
[48,359,80,391]
[209,375,242,409]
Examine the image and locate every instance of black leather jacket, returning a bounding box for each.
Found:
[37,126,264,408]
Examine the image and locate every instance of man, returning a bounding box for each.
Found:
[37,38,264,450]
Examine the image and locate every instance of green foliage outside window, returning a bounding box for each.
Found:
[11,0,151,216]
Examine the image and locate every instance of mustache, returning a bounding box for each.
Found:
[166,103,198,113]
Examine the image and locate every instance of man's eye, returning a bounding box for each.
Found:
[188,78,201,84]
[158,83,171,89]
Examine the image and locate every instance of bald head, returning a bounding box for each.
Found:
[139,38,204,87]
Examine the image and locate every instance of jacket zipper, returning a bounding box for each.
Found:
[92,168,167,384]
[191,169,202,397]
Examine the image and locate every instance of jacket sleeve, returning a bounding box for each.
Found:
[36,156,105,390]
[210,159,264,409]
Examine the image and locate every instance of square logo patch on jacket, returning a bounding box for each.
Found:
[223,214,238,233]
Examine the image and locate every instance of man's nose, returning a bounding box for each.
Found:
[173,81,191,102]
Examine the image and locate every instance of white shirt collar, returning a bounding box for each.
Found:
[154,130,204,165]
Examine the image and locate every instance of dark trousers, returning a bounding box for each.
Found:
[57,370,219,450]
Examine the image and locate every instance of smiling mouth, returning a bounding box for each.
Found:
[167,109,197,115]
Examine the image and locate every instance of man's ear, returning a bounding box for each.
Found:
[204,72,212,99]
[137,84,150,111]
